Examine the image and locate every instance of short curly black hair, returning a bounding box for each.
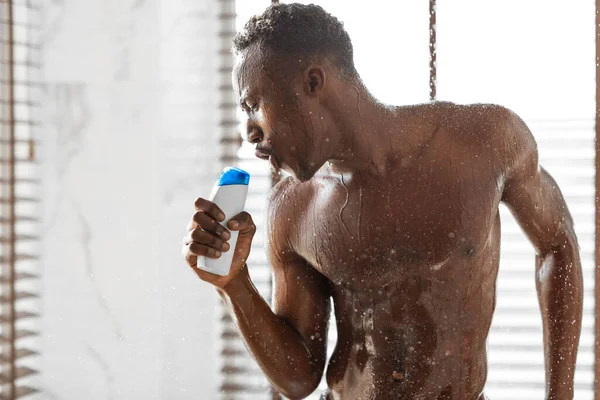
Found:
[233,3,357,77]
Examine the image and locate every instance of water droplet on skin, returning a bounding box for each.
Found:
[325,138,330,142]
[291,146,296,151]
[448,232,455,238]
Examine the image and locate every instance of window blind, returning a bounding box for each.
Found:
[215,0,276,398]
[0,0,40,399]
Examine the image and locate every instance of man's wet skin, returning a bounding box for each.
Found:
[183,42,583,400]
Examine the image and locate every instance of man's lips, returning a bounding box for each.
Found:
[255,149,281,169]
[254,149,271,160]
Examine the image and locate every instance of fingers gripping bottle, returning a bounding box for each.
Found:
[197,167,250,276]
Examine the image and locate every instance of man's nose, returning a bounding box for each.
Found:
[247,127,264,144]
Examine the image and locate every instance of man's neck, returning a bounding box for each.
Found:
[325,80,415,176]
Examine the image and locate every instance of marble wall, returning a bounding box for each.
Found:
[37,0,221,398]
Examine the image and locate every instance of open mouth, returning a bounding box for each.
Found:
[254,149,271,161]
[255,149,281,170]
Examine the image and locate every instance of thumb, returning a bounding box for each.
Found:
[227,211,256,238]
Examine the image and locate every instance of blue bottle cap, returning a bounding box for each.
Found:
[217,166,250,186]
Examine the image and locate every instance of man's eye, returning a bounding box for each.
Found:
[246,102,259,112]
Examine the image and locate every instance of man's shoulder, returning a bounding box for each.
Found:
[267,175,302,208]
[439,102,538,177]
[408,101,519,145]
[432,102,532,151]
[441,102,516,136]
[266,175,306,232]
[458,103,535,154]
[265,175,314,256]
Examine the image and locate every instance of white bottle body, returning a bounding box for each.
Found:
[197,183,249,276]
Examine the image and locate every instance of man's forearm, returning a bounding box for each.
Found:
[536,242,583,399]
[217,265,321,399]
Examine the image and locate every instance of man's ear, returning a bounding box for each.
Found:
[304,65,326,96]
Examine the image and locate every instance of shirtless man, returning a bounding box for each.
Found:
[182,4,583,399]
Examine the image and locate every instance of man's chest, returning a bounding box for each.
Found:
[290,163,503,285]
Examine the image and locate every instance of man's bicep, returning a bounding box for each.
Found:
[502,157,576,254]
[265,177,330,360]
[495,110,577,253]
[269,247,331,363]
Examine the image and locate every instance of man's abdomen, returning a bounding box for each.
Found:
[325,264,497,400]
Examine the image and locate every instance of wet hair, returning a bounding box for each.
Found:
[233,3,357,77]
